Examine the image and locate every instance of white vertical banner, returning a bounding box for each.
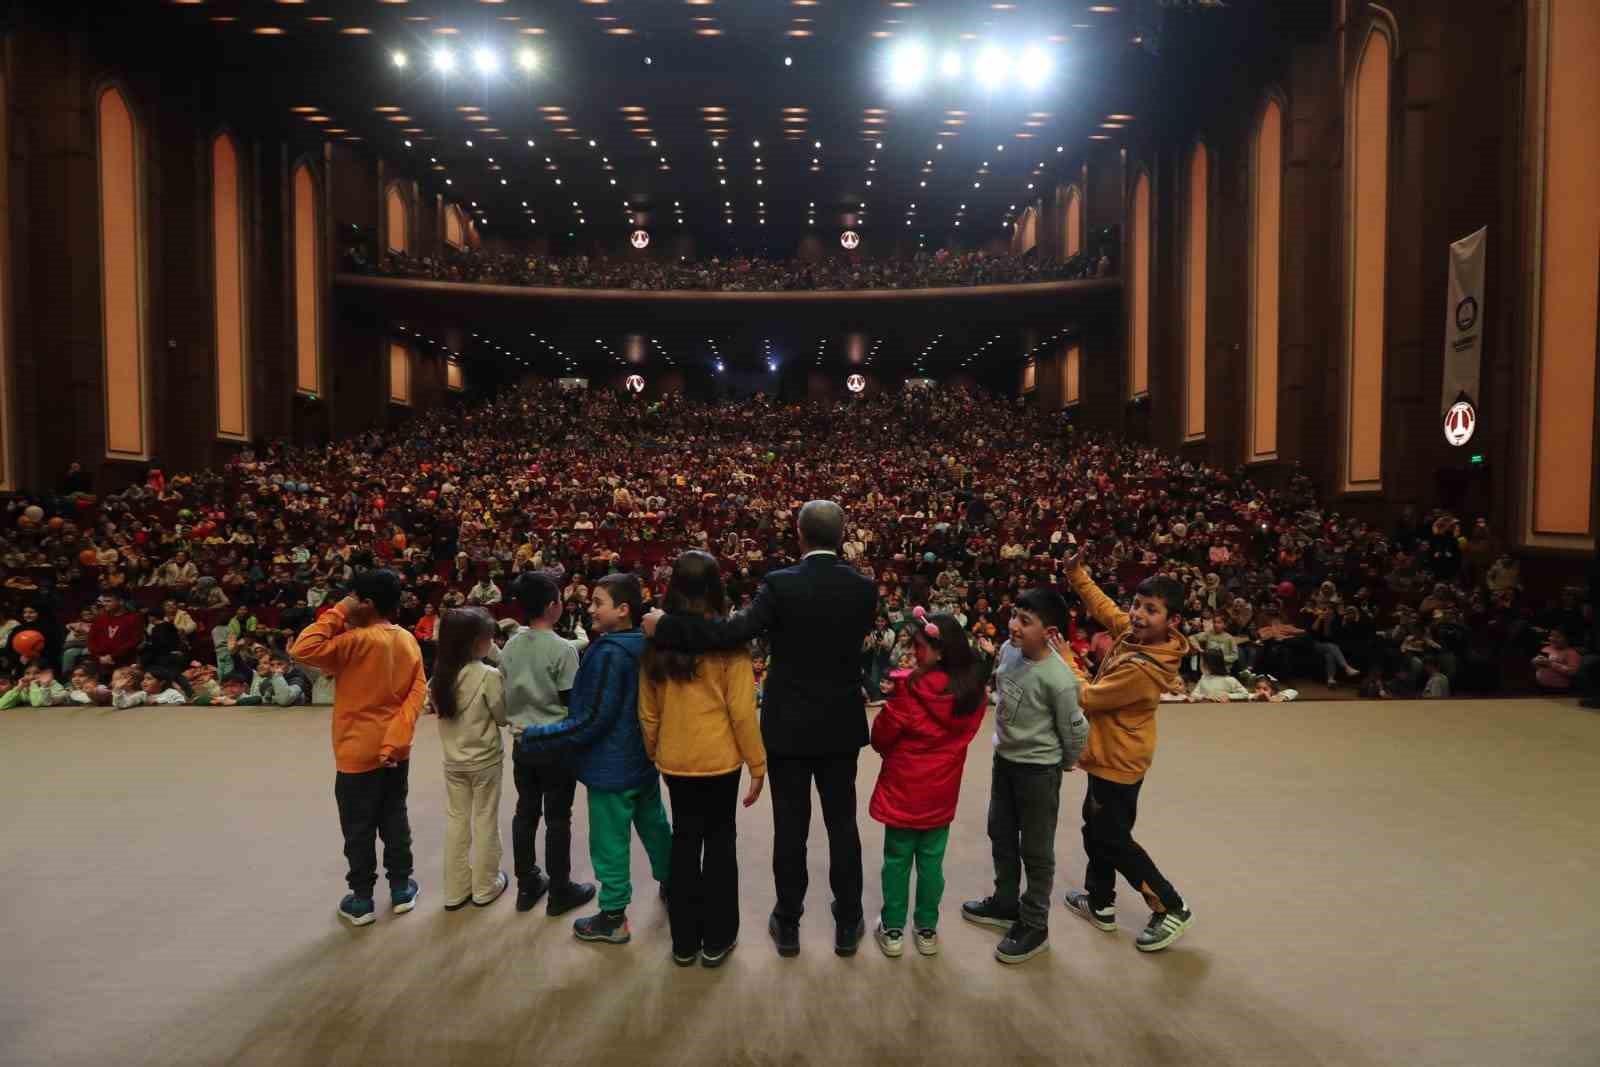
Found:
[1441,226,1486,414]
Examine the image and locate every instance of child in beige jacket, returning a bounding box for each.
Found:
[432,607,510,910]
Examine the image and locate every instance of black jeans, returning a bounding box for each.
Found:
[664,771,742,954]
[1082,773,1183,914]
[511,749,579,891]
[769,753,863,926]
[334,761,413,898]
[987,756,1063,930]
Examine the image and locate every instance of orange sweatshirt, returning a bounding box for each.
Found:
[289,605,428,773]
[1065,565,1190,784]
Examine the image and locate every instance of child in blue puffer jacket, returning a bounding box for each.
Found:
[520,574,671,945]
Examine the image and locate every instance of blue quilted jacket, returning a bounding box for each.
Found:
[518,629,654,792]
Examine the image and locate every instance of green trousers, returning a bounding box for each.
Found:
[588,778,673,913]
[880,825,951,932]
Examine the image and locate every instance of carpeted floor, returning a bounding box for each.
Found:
[2,697,1597,1067]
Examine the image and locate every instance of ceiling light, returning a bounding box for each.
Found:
[391,50,409,68]
[1018,46,1051,89]
[517,47,539,71]
[974,45,1007,88]
[432,46,457,72]
[472,47,499,74]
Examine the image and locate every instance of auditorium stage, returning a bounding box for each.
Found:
[2,697,1596,1067]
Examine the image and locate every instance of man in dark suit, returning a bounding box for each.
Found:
[642,500,876,958]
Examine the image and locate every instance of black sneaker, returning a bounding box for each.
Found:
[1135,905,1194,953]
[573,909,630,944]
[672,947,700,967]
[768,913,800,958]
[548,881,597,917]
[834,914,865,957]
[995,921,1050,964]
[701,940,737,968]
[1063,889,1117,932]
[516,874,551,913]
[960,895,1019,931]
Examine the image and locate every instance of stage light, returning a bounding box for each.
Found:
[752,139,760,148]
[404,139,412,147]
[888,40,929,91]
[814,140,822,148]
[472,47,499,75]
[974,45,1007,88]
[940,50,962,79]
[1018,46,1051,89]
[517,47,539,71]
[784,56,792,66]
[432,47,457,73]
[392,50,408,69]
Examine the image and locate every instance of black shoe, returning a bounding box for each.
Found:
[701,940,736,968]
[961,895,1020,931]
[573,909,630,944]
[672,947,700,967]
[548,881,597,917]
[516,874,551,914]
[995,921,1050,964]
[834,915,865,957]
[768,913,800,958]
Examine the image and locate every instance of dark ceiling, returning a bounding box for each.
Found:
[123,0,1217,242]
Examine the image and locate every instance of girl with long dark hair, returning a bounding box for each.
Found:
[867,607,986,959]
[431,606,510,910]
[639,550,766,968]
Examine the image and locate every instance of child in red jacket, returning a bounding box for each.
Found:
[869,608,986,959]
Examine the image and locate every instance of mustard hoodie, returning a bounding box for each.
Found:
[1066,566,1190,784]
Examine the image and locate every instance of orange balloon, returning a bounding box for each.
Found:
[79,549,98,567]
[11,630,44,659]
[48,517,64,531]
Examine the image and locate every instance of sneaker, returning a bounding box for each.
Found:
[701,941,737,968]
[1135,906,1194,953]
[913,928,939,957]
[390,879,419,915]
[874,922,904,958]
[443,894,471,912]
[472,871,509,907]
[768,913,800,958]
[574,909,631,944]
[338,894,375,927]
[960,895,1019,931]
[1063,889,1117,932]
[547,881,597,917]
[995,921,1050,965]
[672,948,700,967]
[516,874,551,913]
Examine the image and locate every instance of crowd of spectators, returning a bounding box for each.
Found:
[342,246,1112,293]
[1,384,1594,710]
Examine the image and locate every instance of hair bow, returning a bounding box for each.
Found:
[912,605,939,640]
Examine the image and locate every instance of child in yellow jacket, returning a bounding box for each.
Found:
[1055,549,1196,953]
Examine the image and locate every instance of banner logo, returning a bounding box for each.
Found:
[1443,400,1476,447]
[840,230,860,250]
[846,374,866,393]
[629,229,650,249]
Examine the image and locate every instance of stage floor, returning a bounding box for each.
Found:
[2,697,1597,1067]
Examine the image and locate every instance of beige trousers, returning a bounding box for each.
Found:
[443,760,504,906]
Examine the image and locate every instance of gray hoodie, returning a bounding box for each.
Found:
[990,642,1088,768]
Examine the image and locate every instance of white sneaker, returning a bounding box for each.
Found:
[874,921,904,958]
[472,870,509,907]
[913,928,939,956]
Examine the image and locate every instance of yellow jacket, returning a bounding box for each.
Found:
[1066,566,1190,784]
[639,649,766,779]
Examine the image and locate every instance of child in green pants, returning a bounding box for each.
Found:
[867,609,987,957]
[521,574,672,943]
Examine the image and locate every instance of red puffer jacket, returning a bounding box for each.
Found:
[869,668,985,830]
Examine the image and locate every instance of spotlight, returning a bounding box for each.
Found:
[404,139,412,148]
[888,40,929,91]
[432,47,457,73]
[517,48,539,72]
[940,50,961,79]
[471,47,499,75]
[1018,46,1051,89]
[391,50,408,69]
[974,45,1007,88]
[752,139,760,148]
[815,140,822,148]
[784,56,792,67]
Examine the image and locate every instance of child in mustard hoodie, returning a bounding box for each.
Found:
[1057,548,1196,953]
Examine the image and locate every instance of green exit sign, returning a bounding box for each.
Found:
[1469,454,1485,465]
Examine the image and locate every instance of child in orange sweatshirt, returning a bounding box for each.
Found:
[290,569,428,927]
[1056,549,1196,953]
